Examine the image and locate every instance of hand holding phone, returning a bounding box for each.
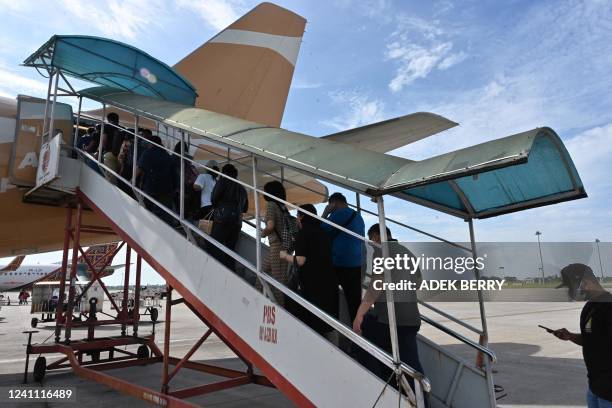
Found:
[538,324,554,333]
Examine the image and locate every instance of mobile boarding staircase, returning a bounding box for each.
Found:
[15,32,590,408]
[18,109,503,407]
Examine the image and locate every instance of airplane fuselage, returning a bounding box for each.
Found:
[0,264,59,291]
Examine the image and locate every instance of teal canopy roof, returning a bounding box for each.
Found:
[79,86,586,220]
[23,35,197,106]
[393,128,586,218]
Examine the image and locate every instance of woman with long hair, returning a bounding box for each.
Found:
[260,180,290,306]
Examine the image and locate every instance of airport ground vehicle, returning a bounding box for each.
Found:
[110,287,162,322]
[29,280,105,328]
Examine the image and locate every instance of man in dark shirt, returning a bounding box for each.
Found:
[552,264,612,407]
[86,112,123,158]
[98,112,122,155]
[353,225,425,398]
[209,164,248,271]
[136,135,176,225]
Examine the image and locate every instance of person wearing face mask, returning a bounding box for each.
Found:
[280,204,339,337]
[551,264,612,408]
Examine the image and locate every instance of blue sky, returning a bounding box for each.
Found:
[1,0,611,284]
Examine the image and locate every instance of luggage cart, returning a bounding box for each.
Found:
[110,287,162,322]
[30,281,105,328]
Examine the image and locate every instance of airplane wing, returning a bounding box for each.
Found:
[1,255,26,271]
[105,264,127,270]
[322,112,458,153]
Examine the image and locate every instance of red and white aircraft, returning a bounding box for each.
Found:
[0,243,121,292]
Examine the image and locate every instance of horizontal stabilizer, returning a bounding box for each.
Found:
[106,263,127,271]
[322,112,458,153]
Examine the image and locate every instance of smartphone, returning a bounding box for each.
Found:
[538,324,554,333]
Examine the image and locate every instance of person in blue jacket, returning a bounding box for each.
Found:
[321,192,365,323]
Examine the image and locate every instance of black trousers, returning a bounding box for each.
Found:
[209,221,241,271]
[334,265,362,323]
[358,313,426,403]
[144,193,176,226]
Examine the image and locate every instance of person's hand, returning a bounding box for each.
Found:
[279,250,288,260]
[352,312,364,335]
[322,203,335,217]
[553,328,572,341]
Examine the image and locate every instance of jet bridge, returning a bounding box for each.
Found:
[16,34,586,408]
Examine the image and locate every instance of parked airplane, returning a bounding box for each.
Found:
[0,2,456,258]
[0,243,121,292]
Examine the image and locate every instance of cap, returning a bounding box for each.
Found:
[556,263,596,289]
[205,159,219,168]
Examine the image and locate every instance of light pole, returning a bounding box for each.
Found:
[595,239,605,283]
[535,231,545,284]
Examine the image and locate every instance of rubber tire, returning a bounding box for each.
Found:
[31,318,38,328]
[150,307,158,322]
[137,345,150,359]
[33,356,46,382]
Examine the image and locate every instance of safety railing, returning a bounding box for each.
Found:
[419,315,496,363]
[153,120,495,369]
[78,110,497,370]
[70,123,431,404]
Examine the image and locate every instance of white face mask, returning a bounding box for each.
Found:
[572,278,589,301]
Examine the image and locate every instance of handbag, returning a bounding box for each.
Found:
[198,209,215,235]
[286,253,300,291]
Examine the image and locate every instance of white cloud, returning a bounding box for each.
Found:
[334,0,392,20]
[176,0,245,31]
[0,0,29,12]
[385,15,466,92]
[386,42,453,92]
[438,51,467,70]
[292,78,322,90]
[59,0,164,40]
[565,123,612,188]
[0,64,48,99]
[321,90,386,131]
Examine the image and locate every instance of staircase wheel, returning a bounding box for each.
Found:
[137,345,150,359]
[150,307,158,322]
[33,356,46,382]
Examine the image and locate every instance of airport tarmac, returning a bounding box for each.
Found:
[0,294,589,407]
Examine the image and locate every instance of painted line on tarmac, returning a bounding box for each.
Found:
[0,337,224,364]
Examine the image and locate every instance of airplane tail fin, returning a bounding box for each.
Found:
[1,255,25,272]
[173,2,306,127]
[78,243,119,272]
